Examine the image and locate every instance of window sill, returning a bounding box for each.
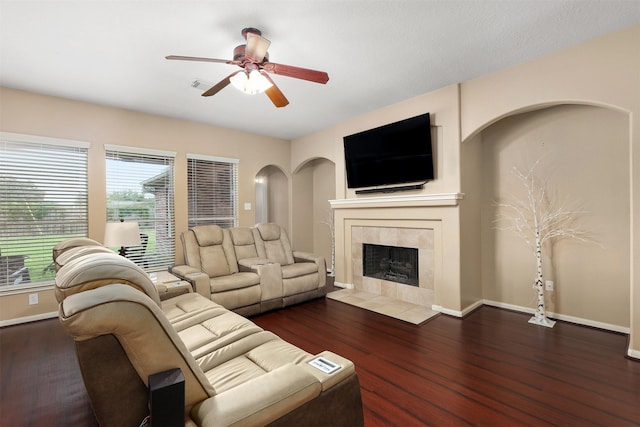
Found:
[0,281,55,296]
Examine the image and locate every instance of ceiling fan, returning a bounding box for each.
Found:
[166,27,329,108]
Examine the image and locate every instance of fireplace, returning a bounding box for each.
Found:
[363,243,418,286]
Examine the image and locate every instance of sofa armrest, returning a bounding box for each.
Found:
[302,351,356,391]
[293,251,327,287]
[190,364,321,427]
[170,265,210,297]
[236,257,270,272]
[293,251,325,267]
[237,258,283,301]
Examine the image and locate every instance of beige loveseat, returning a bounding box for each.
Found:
[54,243,363,427]
[172,223,327,316]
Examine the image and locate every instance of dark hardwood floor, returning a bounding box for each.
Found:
[1,296,639,426]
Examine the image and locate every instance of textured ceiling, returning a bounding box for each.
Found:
[1,1,639,140]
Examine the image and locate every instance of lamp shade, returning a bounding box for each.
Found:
[104,221,141,248]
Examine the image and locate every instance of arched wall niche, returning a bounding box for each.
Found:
[462,100,630,143]
[291,157,336,265]
[461,101,631,330]
[255,164,290,231]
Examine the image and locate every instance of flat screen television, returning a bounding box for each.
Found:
[343,112,433,192]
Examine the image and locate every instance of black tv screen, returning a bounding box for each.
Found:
[343,112,433,189]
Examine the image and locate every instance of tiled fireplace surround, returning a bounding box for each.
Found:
[330,193,462,311]
[351,226,435,308]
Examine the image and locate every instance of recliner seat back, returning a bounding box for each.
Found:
[59,283,214,426]
[55,252,161,305]
[228,227,261,261]
[253,223,295,266]
[182,225,240,278]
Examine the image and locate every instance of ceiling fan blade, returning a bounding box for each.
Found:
[166,55,239,65]
[261,71,289,107]
[245,33,271,62]
[262,62,329,84]
[201,71,241,97]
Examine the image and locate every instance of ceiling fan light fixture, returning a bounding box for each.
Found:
[230,69,273,95]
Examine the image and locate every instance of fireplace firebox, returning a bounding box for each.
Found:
[363,243,418,286]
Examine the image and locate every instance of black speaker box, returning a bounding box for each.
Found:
[148,368,185,427]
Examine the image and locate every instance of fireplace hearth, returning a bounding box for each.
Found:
[363,243,418,286]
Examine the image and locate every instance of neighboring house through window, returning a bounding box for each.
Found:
[187,154,239,228]
[105,145,176,271]
[0,133,89,288]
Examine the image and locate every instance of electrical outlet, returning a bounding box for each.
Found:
[28,293,39,305]
[545,280,554,292]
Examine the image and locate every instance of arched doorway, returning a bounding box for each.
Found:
[255,165,289,228]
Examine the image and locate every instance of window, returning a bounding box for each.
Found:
[105,145,175,271]
[0,133,89,289]
[187,154,239,228]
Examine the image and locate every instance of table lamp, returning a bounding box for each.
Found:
[104,219,141,257]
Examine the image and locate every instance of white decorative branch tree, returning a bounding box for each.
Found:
[494,160,588,327]
[321,206,336,277]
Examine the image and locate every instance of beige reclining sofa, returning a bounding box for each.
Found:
[172,223,327,316]
[53,242,363,427]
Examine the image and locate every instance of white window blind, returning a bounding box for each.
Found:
[0,135,88,288]
[187,154,238,228]
[106,146,175,271]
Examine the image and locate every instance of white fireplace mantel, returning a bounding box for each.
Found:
[329,192,464,209]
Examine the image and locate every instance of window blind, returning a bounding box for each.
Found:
[187,154,238,228]
[0,135,88,288]
[106,146,175,271]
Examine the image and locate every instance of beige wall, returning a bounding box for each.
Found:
[312,159,335,263]
[290,158,335,262]
[291,162,314,250]
[459,132,484,309]
[0,87,290,322]
[264,166,290,230]
[480,105,630,327]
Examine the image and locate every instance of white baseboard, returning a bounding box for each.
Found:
[432,299,483,318]
[431,305,462,317]
[0,311,58,328]
[482,299,630,334]
[433,299,630,334]
[627,348,640,360]
[333,281,354,289]
[461,299,484,317]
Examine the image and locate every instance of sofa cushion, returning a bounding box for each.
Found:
[210,272,260,293]
[198,331,312,393]
[254,224,296,266]
[229,227,259,260]
[281,262,318,279]
[199,245,232,278]
[255,223,281,241]
[166,298,264,358]
[55,252,161,306]
[52,237,104,262]
[193,225,224,246]
[191,364,322,427]
[211,286,261,312]
[54,245,115,271]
